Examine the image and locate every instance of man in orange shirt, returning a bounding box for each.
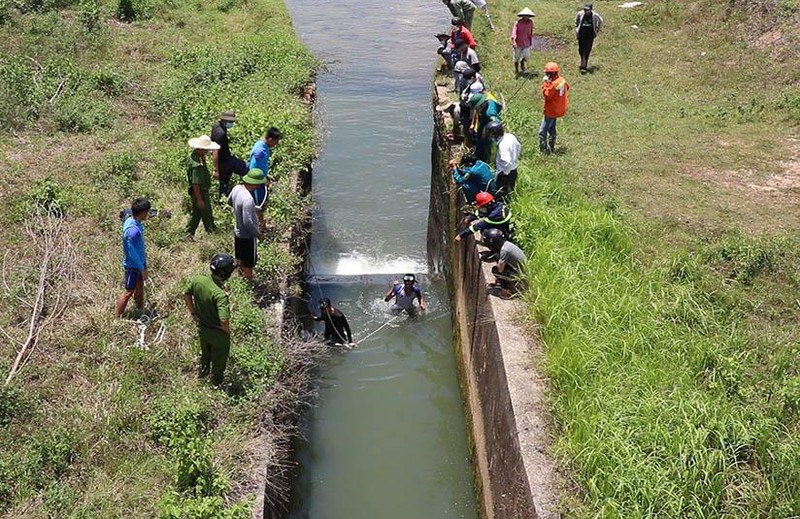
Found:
[539,62,569,154]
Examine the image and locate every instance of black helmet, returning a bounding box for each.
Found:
[319,297,331,308]
[403,273,416,284]
[482,229,506,251]
[210,253,236,281]
[461,67,476,79]
[485,120,505,138]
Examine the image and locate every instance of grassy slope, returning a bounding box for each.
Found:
[0,0,318,516]
[468,0,800,516]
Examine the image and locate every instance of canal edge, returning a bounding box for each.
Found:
[429,81,563,519]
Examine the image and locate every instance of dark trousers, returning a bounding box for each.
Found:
[476,136,492,163]
[578,34,594,69]
[218,156,248,197]
[495,169,518,201]
[199,328,230,385]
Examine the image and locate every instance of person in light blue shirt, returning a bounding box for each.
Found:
[116,197,150,317]
[247,127,282,181]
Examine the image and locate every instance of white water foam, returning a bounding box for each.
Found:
[316,252,428,276]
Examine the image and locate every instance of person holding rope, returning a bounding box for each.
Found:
[313,298,355,348]
[384,274,426,318]
[450,153,496,203]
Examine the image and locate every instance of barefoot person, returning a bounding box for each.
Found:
[511,8,535,76]
[115,197,151,317]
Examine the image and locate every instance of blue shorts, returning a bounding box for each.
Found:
[124,269,142,291]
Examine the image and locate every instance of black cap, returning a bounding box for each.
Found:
[319,298,331,307]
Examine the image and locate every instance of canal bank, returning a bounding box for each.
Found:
[428,81,562,519]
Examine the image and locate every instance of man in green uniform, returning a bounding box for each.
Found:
[185,135,220,238]
[183,253,236,385]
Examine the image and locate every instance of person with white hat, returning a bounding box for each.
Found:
[185,135,220,238]
[511,8,536,76]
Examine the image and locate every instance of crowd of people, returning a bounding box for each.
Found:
[113,2,600,384]
[437,2,601,296]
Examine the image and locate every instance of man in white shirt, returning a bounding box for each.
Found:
[487,121,521,201]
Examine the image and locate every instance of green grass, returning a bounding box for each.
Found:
[0,0,317,515]
[464,0,800,516]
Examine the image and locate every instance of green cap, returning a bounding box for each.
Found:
[243,168,266,185]
[468,93,487,108]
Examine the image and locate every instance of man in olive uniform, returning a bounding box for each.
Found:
[183,253,236,385]
[185,135,220,238]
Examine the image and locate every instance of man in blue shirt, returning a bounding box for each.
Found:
[115,197,150,317]
[247,127,282,182]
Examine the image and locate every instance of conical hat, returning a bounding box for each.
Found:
[517,7,535,17]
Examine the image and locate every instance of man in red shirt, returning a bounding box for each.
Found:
[450,17,477,50]
[539,62,569,154]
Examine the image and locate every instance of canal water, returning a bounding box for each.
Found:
[283,2,478,518]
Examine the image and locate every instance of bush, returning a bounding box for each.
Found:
[116,0,151,22]
[107,150,139,196]
[78,0,100,31]
[0,386,24,426]
[54,92,114,132]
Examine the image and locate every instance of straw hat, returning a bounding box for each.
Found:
[435,101,455,112]
[188,135,221,150]
[242,168,266,185]
[219,110,237,122]
[517,7,535,17]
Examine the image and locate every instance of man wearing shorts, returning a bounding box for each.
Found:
[512,8,535,76]
[228,169,266,281]
[115,197,151,317]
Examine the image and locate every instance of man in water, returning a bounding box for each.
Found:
[384,274,426,318]
[313,298,355,347]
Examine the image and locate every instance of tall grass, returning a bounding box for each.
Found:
[468,0,800,515]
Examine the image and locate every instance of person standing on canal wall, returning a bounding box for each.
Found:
[468,92,502,162]
[185,135,220,238]
[487,121,521,200]
[115,197,151,317]
[183,253,236,386]
[210,110,248,200]
[384,274,426,318]
[313,298,355,347]
[511,8,535,76]
[576,3,603,73]
[442,0,476,29]
[539,62,569,154]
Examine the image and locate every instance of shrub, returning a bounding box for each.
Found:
[116,0,151,22]
[54,92,114,132]
[107,150,139,196]
[78,0,100,32]
[91,67,124,96]
[0,386,24,426]
[0,0,10,23]
[28,177,66,216]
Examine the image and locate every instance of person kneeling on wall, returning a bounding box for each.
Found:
[482,229,527,298]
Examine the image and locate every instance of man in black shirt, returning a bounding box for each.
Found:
[210,110,249,199]
[313,298,356,348]
[575,3,603,73]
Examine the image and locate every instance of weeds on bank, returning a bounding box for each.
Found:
[0,0,318,515]
[468,0,800,515]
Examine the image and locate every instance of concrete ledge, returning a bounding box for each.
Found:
[428,82,560,519]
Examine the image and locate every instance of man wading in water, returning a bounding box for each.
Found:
[313,298,355,348]
[384,274,426,318]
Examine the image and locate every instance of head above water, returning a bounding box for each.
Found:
[319,298,332,312]
[403,274,416,285]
